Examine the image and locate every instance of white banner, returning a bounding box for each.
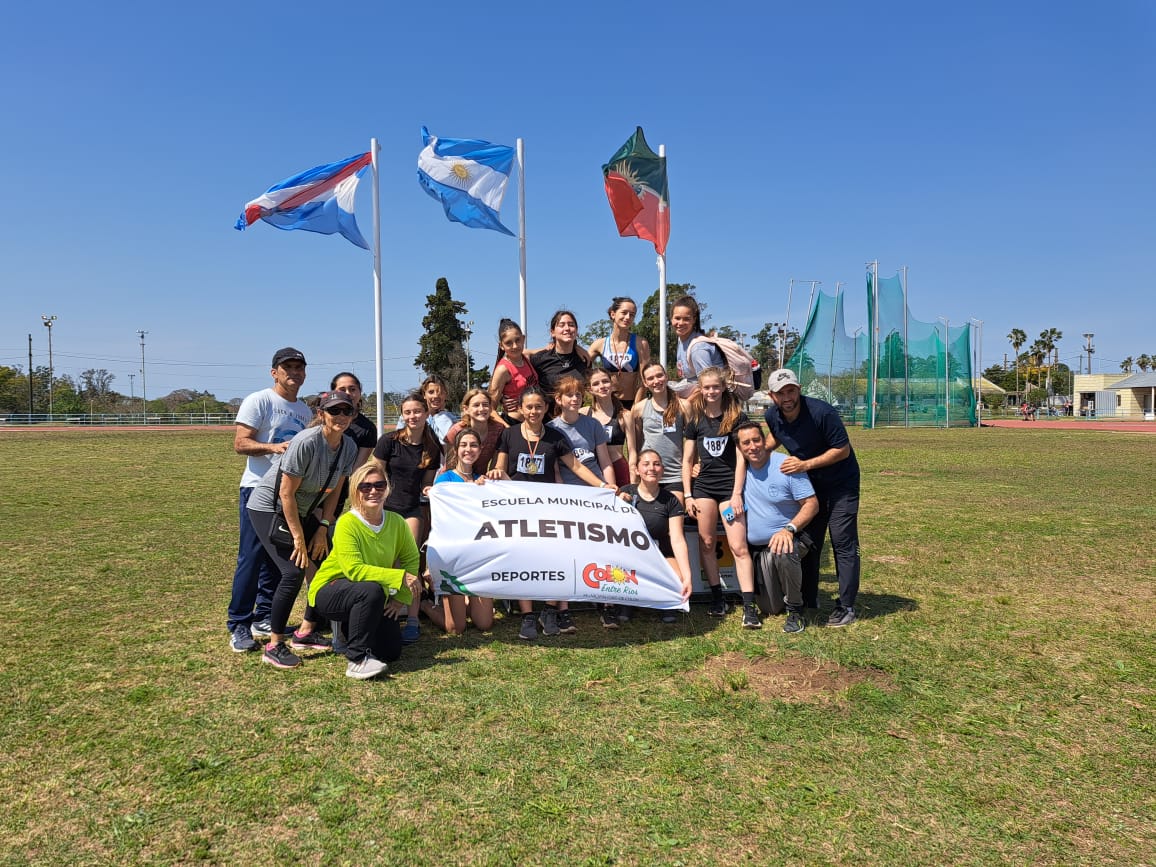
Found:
[426,481,689,610]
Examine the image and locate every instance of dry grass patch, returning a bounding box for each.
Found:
[701,650,893,704]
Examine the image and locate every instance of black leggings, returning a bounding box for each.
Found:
[247,508,318,636]
[312,579,403,663]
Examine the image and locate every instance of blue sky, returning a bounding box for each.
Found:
[2,1,1152,401]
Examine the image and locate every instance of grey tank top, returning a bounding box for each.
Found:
[640,398,684,486]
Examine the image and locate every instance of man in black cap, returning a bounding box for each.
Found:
[226,347,314,652]
[763,368,861,627]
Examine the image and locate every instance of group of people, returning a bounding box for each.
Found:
[224,295,862,680]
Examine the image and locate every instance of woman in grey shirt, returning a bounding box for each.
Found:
[247,391,359,670]
[631,362,688,501]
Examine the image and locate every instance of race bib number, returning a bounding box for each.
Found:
[603,424,614,439]
[703,436,728,458]
[572,447,594,465]
[516,453,545,475]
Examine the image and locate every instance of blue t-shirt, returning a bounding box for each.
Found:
[743,452,816,545]
[548,414,608,485]
[764,397,859,492]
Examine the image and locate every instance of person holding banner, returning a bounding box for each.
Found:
[308,462,419,680]
[488,386,615,640]
[445,388,507,475]
[587,296,651,409]
[583,368,636,487]
[618,448,694,624]
[489,319,538,424]
[681,367,759,627]
[373,391,443,643]
[431,430,496,634]
[631,362,687,496]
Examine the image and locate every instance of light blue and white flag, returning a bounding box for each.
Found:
[236,152,371,249]
[417,127,515,236]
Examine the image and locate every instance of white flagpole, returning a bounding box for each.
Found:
[371,137,384,433]
[517,138,527,335]
[657,143,667,368]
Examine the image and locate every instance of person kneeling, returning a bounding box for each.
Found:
[308,463,420,679]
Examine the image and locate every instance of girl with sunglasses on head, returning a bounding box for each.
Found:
[630,362,688,499]
[373,390,443,643]
[246,391,360,670]
[488,318,538,425]
[582,367,636,487]
[444,388,507,475]
[588,296,651,409]
[487,386,615,640]
[430,429,496,634]
[307,462,420,679]
[681,366,757,625]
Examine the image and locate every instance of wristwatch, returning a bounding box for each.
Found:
[785,522,797,535]
[320,519,332,528]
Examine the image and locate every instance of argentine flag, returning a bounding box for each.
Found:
[417,127,514,236]
[236,152,371,249]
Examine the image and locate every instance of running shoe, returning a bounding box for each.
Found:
[600,606,620,629]
[289,630,331,652]
[519,613,538,641]
[230,624,258,653]
[262,642,301,670]
[556,610,577,634]
[707,598,729,618]
[249,618,273,640]
[345,654,388,680]
[783,611,806,634]
[742,604,763,630]
[402,619,420,645]
[827,607,857,628]
[538,609,560,637]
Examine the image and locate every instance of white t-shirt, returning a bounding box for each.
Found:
[235,388,313,488]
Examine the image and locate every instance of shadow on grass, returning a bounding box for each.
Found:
[815,581,918,621]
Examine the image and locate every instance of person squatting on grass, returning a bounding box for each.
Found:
[763,367,861,628]
[487,385,616,640]
[308,462,420,680]
[734,422,819,634]
[681,366,759,627]
[430,429,495,634]
[616,449,695,626]
[227,347,314,653]
[373,391,444,644]
[247,390,359,669]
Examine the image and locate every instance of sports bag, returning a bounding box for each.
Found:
[688,335,757,401]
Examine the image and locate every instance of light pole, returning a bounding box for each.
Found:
[767,321,786,368]
[970,318,983,426]
[938,317,950,428]
[128,373,135,413]
[41,315,57,418]
[852,326,864,424]
[137,330,148,423]
[1082,333,1094,375]
[463,319,474,391]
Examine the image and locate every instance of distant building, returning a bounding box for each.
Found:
[1072,373,1154,419]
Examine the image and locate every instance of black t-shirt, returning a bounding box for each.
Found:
[682,411,749,491]
[764,397,859,492]
[374,432,440,510]
[497,424,570,482]
[621,483,684,557]
[531,347,589,393]
[345,412,378,451]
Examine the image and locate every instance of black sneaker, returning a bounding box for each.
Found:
[289,630,331,652]
[742,604,762,629]
[707,598,729,617]
[783,611,806,634]
[230,624,258,653]
[518,613,538,641]
[827,606,857,628]
[600,606,619,629]
[262,642,301,669]
[556,611,577,634]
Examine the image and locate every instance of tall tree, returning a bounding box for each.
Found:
[414,277,471,406]
[1137,354,1152,373]
[1038,328,1062,395]
[1120,356,1134,374]
[1008,328,1026,398]
[752,323,800,370]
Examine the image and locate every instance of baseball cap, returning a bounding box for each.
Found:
[271,347,307,367]
[318,391,355,410]
[767,368,799,392]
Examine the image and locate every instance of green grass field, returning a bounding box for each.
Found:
[1,428,1152,866]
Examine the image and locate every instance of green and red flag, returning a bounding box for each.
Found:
[602,126,669,255]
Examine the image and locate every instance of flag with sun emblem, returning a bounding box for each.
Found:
[417,127,515,235]
[602,127,669,255]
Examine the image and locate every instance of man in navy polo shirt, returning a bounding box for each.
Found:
[763,369,861,627]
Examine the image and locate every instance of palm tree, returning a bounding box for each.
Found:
[1138,354,1153,373]
[1008,328,1026,399]
[1121,356,1134,374]
[1038,328,1062,396]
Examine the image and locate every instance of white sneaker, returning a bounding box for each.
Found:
[345,654,389,680]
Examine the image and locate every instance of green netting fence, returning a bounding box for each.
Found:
[786,270,976,428]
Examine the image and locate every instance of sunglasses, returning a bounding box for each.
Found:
[357,480,387,493]
[324,405,356,416]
